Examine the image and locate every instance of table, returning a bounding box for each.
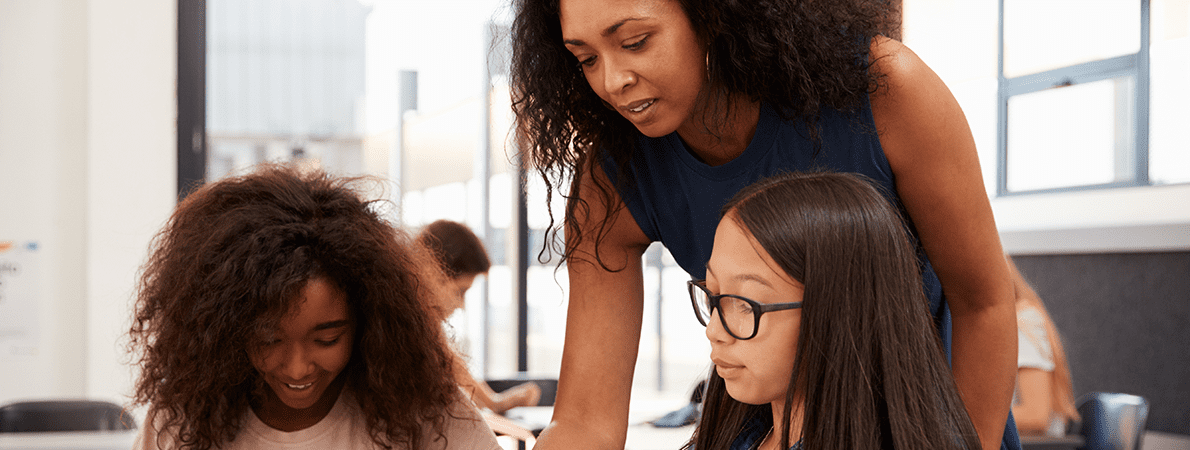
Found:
[1020,434,1085,450]
[500,406,695,450]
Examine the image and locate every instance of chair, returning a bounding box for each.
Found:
[1074,392,1149,450]
[0,400,136,433]
[486,375,558,408]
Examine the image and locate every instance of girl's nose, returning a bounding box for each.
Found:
[280,344,315,380]
[705,309,733,344]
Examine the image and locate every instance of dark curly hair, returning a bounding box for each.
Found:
[510,0,897,265]
[128,164,458,449]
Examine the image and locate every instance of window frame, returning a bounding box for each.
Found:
[996,0,1152,196]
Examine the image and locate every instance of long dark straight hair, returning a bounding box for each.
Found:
[687,171,981,450]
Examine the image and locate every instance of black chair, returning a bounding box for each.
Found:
[0,400,136,433]
[1074,392,1149,450]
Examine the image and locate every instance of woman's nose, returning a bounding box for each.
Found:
[602,56,637,96]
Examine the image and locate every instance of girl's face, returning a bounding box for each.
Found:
[249,277,354,423]
[705,217,803,406]
[559,0,707,138]
[448,272,479,313]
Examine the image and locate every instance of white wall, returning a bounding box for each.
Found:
[0,0,176,407]
[0,0,89,403]
[903,0,1190,255]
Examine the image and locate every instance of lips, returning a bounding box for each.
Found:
[711,356,745,378]
[622,98,655,114]
[286,382,314,390]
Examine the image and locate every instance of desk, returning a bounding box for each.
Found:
[0,430,137,449]
[1020,434,1084,450]
[500,406,695,450]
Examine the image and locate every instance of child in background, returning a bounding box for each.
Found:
[1007,256,1079,436]
[417,220,542,414]
[128,165,500,450]
[688,172,980,450]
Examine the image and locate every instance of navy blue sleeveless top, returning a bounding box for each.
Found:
[601,98,1022,450]
[603,99,948,324]
[602,100,944,311]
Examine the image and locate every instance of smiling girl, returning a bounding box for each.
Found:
[128,165,501,450]
[689,171,980,450]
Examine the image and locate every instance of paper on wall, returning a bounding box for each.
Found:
[0,241,40,360]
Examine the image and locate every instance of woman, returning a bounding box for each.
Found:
[127,165,501,449]
[509,0,1019,448]
[417,219,543,414]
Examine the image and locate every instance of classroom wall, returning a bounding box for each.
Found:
[0,0,176,406]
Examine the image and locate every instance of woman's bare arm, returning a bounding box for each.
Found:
[531,166,652,450]
[870,37,1018,450]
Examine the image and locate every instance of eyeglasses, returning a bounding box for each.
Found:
[688,279,802,340]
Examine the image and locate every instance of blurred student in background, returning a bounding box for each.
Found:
[1007,256,1079,437]
[128,165,500,449]
[418,220,542,414]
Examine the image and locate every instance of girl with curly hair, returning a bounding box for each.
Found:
[128,165,501,450]
[689,171,980,450]
[509,0,1020,448]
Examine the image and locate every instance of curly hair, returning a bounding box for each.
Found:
[510,0,896,266]
[128,164,458,450]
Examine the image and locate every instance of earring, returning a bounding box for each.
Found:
[705,51,712,80]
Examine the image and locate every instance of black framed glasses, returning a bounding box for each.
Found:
[688,279,802,340]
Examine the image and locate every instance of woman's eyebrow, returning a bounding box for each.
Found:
[563,17,644,46]
[312,320,350,331]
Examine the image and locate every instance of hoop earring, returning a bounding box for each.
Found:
[705,51,711,81]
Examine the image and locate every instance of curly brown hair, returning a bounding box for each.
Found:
[128,164,458,449]
[510,0,896,265]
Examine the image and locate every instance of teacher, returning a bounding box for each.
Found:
[509,0,1020,448]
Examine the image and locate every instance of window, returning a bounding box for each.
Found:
[998,0,1190,195]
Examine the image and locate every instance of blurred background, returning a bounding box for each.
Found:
[0,0,1187,447]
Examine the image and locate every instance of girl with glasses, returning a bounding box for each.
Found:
[128,165,501,450]
[686,171,980,450]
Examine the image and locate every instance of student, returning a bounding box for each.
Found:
[688,171,980,450]
[127,165,501,450]
[1006,256,1079,437]
[416,220,542,414]
[509,0,1019,448]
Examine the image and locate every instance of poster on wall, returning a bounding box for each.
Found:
[0,241,40,360]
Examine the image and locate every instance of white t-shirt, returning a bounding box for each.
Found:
[1017,306,1055,372]
[133,390,501,450]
